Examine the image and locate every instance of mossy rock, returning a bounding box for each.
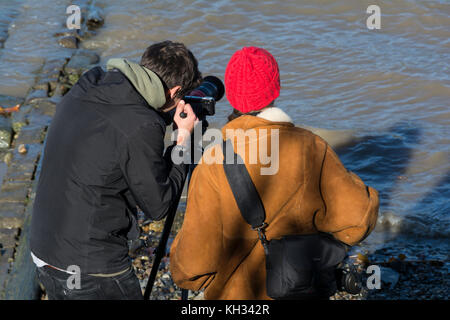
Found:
[0,116,12,149]
[11,105,32,134]
[67,73,80,86]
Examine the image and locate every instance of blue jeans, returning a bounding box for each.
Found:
[36,266,143,300]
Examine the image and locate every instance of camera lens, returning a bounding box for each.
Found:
[196,76,225,102]
[184,75,225,119]
[336,268,362,295]
[342,272,362,294]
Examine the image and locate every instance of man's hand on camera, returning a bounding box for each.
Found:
[173,100,198,147]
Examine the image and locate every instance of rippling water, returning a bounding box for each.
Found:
[0,0,449,249]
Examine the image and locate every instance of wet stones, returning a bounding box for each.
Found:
[11,105,32,134]
[54,30,82,41]
[65,49,100,75]
[0,181,29,204]
[57,49,99,94]
[56,1,104,49]
[32,99,57,117]
[0,96,26,137]
[0,228,19,249]
[379,266,399,289]
[34,57,70,97]
[77,28,97,42]
[3,152,12,166]
[17,144,27,155]
[53,2,104,92]
[35,75,58,95]
[24,95,57,119]
[0,25,9,49]
[33,79,50,93]
[86,7,104,30]
[26,105,52,129]
[27,65,66,119]
[0,99,46,241]
[0,202,26,229]
[5,144,41,183]
[0,117,12,149]
[66,73,80,86]
[58,35,78,49]
[364,242,450,300]
[0,39,76,245]
[54,28,96,43]
[40,58,66,81]
[14,126,46,145]
[1,2,105,300]
[24,89,48,106]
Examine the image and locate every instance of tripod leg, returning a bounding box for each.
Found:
[144,121,209,300]
[143,197,180,300]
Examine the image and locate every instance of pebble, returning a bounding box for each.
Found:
[86,8,105,30]
[58,36,78,49]
[380,266,399,289]
[3,152,12,165]
[0,116,12,149]
[18,144,27,154]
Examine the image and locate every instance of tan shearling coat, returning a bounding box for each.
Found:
[170,108,379,300]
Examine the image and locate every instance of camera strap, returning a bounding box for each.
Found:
[221,139,269,249]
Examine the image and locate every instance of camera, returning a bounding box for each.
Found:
[335,263,363,294]
[181,75,225,120]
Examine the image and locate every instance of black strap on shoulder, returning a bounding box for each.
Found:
[221,139,266,229]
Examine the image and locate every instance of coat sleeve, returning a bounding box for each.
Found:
[169,161,223,291]
[119,122,188,221]
[313,142,379,246]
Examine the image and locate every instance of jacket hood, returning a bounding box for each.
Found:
[106,58,167,109]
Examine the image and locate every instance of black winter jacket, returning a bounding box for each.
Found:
[30,67,188,274]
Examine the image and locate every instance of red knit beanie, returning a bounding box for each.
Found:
[225,47,280,113]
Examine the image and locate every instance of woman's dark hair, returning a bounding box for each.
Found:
[227,109,260,122]
[227,101,274,122]
[140,40,203,99]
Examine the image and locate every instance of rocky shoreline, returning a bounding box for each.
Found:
[0,0,104,299]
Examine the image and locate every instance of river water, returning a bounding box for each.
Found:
[0,1,449,259]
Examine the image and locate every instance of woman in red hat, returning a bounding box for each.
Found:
[170,47,379,300]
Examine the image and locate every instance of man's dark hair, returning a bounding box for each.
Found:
[140,40,202,99]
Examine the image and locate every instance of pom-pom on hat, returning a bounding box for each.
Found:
[225,47,280,113]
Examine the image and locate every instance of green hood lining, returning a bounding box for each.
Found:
[106,58,166,109]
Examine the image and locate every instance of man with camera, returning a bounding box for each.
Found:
[170,46,379,299]
[29,41,201,300]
